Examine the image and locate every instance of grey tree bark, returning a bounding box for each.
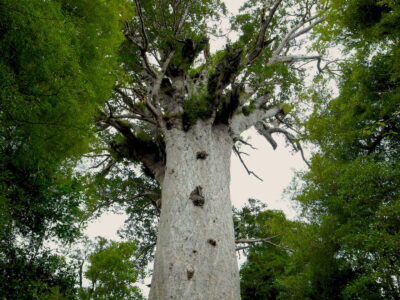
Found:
[149,122,240,300]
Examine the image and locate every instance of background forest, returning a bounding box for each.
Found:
[0,0,399,299]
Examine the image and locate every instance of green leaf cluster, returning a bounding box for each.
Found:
[0,0,130,298]
[82,238,143,300]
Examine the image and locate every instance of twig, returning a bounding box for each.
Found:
[233,146,263,181]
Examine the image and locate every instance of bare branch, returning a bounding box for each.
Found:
[234,137,257,150]
[131,0,157,78]
[99,160,117,177]
[230,101,281,135]
[89,156,112,170]
[233,145,263,181]
[290,17,324,40]
[114,88,157,125]
[269,13,325,63]
[235,236,293,252]
[235,236,279,244]
[269,55,321,64]
[256,122,311,168]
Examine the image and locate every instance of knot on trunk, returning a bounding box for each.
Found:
[207,239,217,247]
[196,151,208,160]
[187,269,194,280]
[190,186,205,207]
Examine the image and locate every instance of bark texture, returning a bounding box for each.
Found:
[149,121,240,300]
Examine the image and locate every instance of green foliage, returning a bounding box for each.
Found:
[317,0,400,50]
[237,3,400,298]
[0,0,130,298]
[234,200,290,299]
[0,0,128,237]
[183,92,213,126]
[287,1,400,298]
[81,238,143,300]
[294,156,400,298]
[237,200,356,300]
[0,244,77,300]
[333,0,399,41]
[85,161,160,270]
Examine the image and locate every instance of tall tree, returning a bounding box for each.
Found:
[233,199,290,300]
[91,0,327,298]
[77,238,144,300]
[0,0,130,298]
[289,0,400,298]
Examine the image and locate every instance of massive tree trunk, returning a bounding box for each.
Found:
[149,121,240,300]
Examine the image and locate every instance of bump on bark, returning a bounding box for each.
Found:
[187,269,194,280]
[196,151,208,160]
[190,186,205,207]
[208,239,217,246]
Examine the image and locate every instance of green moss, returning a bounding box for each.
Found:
[242,104,255,116]
[183,93,213,128]
[135,130,152,142]
[109,134,129,162]
[280,104,293,115]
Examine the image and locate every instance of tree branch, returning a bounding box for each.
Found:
[269,55,321,64]
[97,113,166,182]
[245,0,284,65]
[235,236,278,244]
[131,0,157,78]
[233,145,263,181]
[230,100,281,135]
[269,14,325,63]
[256,122,311,168]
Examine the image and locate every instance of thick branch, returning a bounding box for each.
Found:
[230,100,281,135]
[255,122,311,168]
[246,0,284,65]
[97,113,166,182]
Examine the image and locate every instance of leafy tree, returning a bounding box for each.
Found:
[0,246,77,300]
[0,0,130,298]
[234,199,289,300]
[89,0,327,298]
[77,238,143,300]
[235,200,355,300]
[84,163,161,270]
[236,0,400,298]
[285,0,400,298]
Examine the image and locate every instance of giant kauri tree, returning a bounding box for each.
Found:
[94,0,326,298]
